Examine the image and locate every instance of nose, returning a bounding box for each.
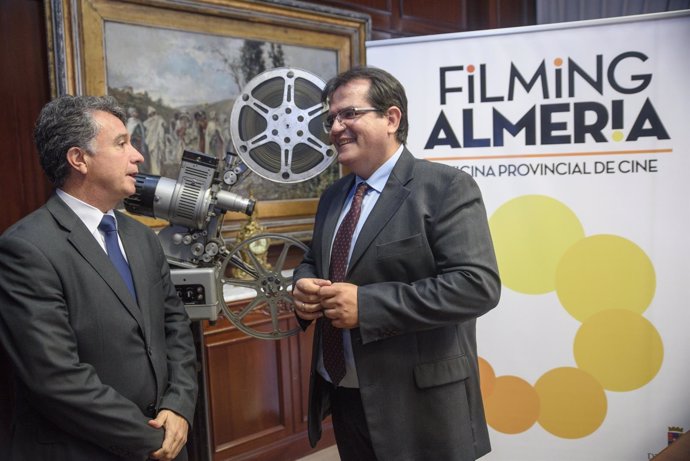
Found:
[329,117,347,139]
[130,144,145,164]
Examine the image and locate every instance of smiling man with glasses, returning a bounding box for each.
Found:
[293,66,501,461]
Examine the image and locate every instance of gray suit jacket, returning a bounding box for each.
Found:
[294,149,501,461]
[0,194,197,460]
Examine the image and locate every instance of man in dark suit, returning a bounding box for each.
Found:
[292,66,501,460]
[0,95,198,460]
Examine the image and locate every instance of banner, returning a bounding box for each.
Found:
[367,11,690,460]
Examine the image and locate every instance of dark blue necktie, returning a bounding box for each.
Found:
[99,215,137,300]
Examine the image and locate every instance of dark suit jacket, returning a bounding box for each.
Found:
[0,194,198,460]
[294,149,501,461]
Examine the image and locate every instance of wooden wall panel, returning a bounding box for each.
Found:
[300,0,535,39]
[400,1,468,31]
[203,313,334,461]
[331,0,395,39]
[205,316,288,459]
[466,0,537,31]
[206,329,288,452]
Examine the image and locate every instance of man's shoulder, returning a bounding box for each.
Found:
[399,151,482,200]
[407,151,469,181]
[0,205,64,256]
[2,205,53,239]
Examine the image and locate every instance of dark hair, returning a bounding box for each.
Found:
[33,95,126,187]
[322,66,408,144]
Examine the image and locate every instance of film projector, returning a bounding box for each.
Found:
[124,68,337,340]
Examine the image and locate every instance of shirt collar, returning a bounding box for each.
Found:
[56,189,115,233]
[356,144,404,193]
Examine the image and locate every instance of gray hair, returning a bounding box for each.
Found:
[33,95,126,187]
[322,66,408,144]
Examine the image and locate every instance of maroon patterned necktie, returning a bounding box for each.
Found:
[322,182,369,385]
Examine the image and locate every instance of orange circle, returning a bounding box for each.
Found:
[535,367,607,439]
[484,376,540,434]
[478,357,496,398]
[554,57,563,67]
[467,64,476,73]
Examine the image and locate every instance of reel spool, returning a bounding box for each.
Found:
[230,67,337,183]
[218,234,309,340]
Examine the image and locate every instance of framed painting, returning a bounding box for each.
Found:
[45,0,370,233]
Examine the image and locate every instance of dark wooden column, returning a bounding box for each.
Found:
[0,1,53,455]
[0,0,53,233]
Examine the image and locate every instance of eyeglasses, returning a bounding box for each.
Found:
[322,107,382,133]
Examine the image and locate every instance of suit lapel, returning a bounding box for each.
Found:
[47,196,146,331]
[117,214,152,341]
[347,149,415,276]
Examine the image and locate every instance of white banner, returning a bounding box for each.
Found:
[368,11,690,461]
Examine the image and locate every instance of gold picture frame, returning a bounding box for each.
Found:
[45,0,369,234]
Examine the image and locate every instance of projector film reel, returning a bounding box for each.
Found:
[219,234,309,340]
[230,67,336,183]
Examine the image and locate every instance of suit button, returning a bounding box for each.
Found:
[148,346,153,355]
[145,403,157,418]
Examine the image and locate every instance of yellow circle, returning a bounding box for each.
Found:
[535,367,607,438]
[555,234,655,321]
[612,131,624,141]
[574,309,663,391]
[484,375,540,434]
[489,195,585,294]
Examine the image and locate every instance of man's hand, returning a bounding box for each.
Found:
[318,282,359,329]
[293,278,331,321]
[148,409,189,461]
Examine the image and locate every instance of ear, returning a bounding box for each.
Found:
[385,106,402,136]
[65,147,89,175]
